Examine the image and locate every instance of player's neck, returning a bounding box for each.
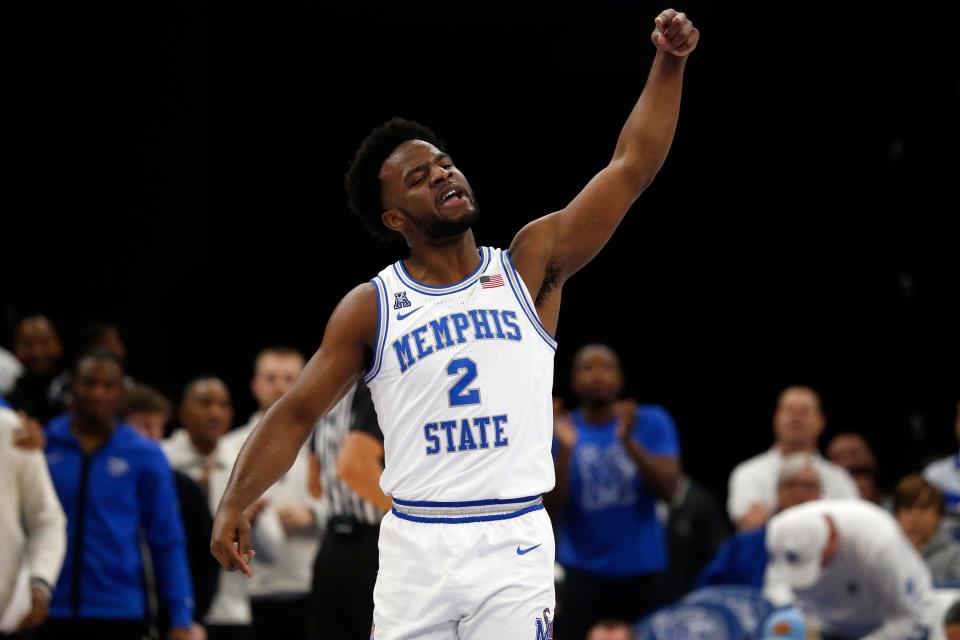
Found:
[404,232,481,287]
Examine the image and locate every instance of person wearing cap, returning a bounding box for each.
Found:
[766,499,932,640]
[698,453,822,589]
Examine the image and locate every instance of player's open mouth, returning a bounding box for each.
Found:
[437,185,467,209]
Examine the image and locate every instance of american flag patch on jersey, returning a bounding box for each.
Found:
[480,275,504,289]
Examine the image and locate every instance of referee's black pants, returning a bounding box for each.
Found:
[311,519,380,640]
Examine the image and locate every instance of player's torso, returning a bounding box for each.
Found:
[365,246,557,502]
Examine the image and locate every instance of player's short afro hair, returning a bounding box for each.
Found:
[345,117,446,241]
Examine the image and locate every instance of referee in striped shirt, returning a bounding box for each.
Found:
[310,379,387,639]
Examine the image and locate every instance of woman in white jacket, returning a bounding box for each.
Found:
[0,406,66,634]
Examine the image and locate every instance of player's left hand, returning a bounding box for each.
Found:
[614,399,638,443]
[211,505,256,577]
[651,9,699,58]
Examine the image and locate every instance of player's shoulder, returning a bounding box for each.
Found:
[330,281,379,322]
[343,281,378,303]
[323,281,382,348]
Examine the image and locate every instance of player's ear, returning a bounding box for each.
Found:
[382,209,408,234]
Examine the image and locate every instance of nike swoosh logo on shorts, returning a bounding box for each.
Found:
[516,543,542,556]
[396,307,423,321]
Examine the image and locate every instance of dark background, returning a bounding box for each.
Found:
[5,0,959,499]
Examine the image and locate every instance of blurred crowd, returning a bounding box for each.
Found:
[2,314,960,639]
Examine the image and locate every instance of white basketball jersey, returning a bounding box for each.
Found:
[364,246,557,502]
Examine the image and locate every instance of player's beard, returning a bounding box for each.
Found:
[411,201,481,241]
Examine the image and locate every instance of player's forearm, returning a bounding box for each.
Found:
[622,439,679,501]
[611,50,686,186]
[219,399,315,512]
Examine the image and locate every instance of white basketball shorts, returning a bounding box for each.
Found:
[371,495,556,640]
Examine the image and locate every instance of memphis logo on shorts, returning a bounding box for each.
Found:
[535,607,553,640]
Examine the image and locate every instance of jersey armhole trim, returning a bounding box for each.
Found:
[363,276,389,384]
[501,250,558,350]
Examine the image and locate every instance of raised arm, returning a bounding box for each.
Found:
[510,9,698,326]
[210,282,377,575]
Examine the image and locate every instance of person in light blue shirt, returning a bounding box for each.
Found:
[550,344,680,640]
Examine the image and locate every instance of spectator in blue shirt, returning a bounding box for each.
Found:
[549,344,681,640]
[40,350,193,640]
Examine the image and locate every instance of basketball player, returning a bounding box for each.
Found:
[212,9,699,638]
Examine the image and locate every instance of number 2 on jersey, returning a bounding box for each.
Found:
[447,358,480,406]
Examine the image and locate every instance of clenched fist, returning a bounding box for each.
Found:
[651,9,699,58]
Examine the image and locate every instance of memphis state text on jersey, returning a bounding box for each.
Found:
[364,246,556,502]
